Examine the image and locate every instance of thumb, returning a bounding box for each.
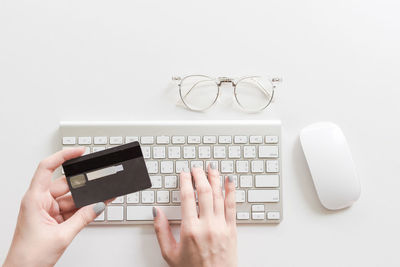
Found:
[153,207,177,262]
[62,202,105,241]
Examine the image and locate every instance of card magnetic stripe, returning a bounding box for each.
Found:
[62,141,143,176]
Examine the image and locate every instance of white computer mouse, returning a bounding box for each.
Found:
[299,122,361,210]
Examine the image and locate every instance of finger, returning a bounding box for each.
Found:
[62,209,78,221]
[61,202,106,242]
[153,207,177,263]
[191,167,213,218]
[31,147,85,192]
[207,163,224,216]
[224,175,236,226]
[50,176,70,198]
[61,199,112,221]
[179,170,198,222]
[57,194,76,213]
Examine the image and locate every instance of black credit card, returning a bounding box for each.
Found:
[62,141,151,208]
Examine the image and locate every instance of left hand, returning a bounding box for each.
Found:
[3,147,107,267]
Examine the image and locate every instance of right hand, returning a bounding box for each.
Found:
[153,164,237,267]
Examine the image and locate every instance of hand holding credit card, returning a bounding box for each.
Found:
[62,142,151,208]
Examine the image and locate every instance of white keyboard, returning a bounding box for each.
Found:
[60,121,282,224]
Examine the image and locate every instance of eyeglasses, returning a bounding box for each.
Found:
[172,75,282,112]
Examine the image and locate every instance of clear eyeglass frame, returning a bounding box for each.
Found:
[172,75,282,112]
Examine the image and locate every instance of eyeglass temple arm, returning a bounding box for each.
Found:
[246,76,281,100]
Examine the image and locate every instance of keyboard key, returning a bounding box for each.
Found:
[203,136,217,144]
[112,196,124,204]
[92,146,105,152]
[188,136,200,144]
[267,211,281,220]
[141,191,155,203]
[213,146,226,158]
[176,161,189,173]
[157,136,170,144]
[165,175,178,188]
[157,191,170,203]
[249,136,263,144]
[183,146,196,159]
[252,204,265,212]
[125,136,139,143]
[230,175,238,188]
[141,146,151,159]
[219,136,232,144]
[191,160,204,170]
[127,192,139,203]
[240,175,253,188]
[160,161,174,174]
[78,136,91,145]
[153,146,166,159]
[150,176,162,188]
[251,160,264,173]
[265,136,279,144]
[62,137,76,145]
[83,147,90,155]
[255,175,279,187]
[266,160,279,172]
[94,136,107,145]
[107,206,124,221]
[235,190,246,203]
[236,161,249,173]
[172,191,181,203]
[228,146,241,158]
[221,161,234,173]
[248,190,280,202]
[168,147,181,159]
[237,212,250,220]
[198,146,211,159]
[145,161,158,174]
[127,206,181,221]
[94,211,105,221]
[252,212,265,220]
[234,136,247,144]
[172,136,185,144]
[141,136,154,144]
[259,146,279,158]
[243,146,256,158]
[110,136,123,145]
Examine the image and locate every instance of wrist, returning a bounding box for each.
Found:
[3,241,56,267]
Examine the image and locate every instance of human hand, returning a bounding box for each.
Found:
[3,148,107,267]
[153,163,237,267]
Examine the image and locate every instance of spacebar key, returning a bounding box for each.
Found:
[127,206,182,221]
[248,190,280,202]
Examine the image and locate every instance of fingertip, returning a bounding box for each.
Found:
[93,202,106,216]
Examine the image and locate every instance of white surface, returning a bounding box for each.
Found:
[300,122,361,210]
[0,0,400,266]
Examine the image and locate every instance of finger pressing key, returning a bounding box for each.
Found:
[179,169,198,222]
[207,162,224,216]
[224,175,236,225]
[192,167,213,218]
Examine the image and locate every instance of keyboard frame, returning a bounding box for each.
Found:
[59,120,282,225]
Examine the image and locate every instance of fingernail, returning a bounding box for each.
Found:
[152,207,157,218]
[210,162,217,170]
[227,175,234,183]
[93,202,106,215]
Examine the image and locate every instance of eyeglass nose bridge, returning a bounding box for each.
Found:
[216,77,236,86]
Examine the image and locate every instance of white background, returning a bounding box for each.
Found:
[1,0,399,266]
